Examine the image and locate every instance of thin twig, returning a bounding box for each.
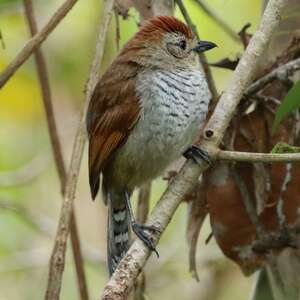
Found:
[23,1,89,299]
[0,153,50,187]
[245,57,300,97]
[186,181,208,282]
[193,0,240,42]
[175,0,219,103]
[231,167,294,298]
[101,1,288,298]
[69,216,89,300]
[22,0,67,189]
[230,165,266,238]
[0,29,5,49]
[217,150,300,162]
[0,198,107,265]
[175,0,198,38]
[131,0,174,20]
[114,8,121,51]
[44,1,115,299]
[0,0,78,89]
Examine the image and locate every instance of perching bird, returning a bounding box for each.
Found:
[86,16,216,275]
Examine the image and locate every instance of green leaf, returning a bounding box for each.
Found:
[272,80,300,134]
[250,269,274,300]
[271,142,300,154]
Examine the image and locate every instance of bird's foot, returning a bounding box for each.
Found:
[183,145,212,166]
[131,222,160,257]
[139,224,162,234]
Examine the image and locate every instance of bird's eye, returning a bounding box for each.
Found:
[178,40,186,50]
[166,39,188,58]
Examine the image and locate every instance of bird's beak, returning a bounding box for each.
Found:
[192,40,217,53]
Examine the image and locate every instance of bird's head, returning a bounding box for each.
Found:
[119,16,217,70]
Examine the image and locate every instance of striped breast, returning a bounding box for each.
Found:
[110,68,211,188]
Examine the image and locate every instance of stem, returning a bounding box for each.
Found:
[245,57,300,97]
[44,1,115,299]
[23,1,89,299]
[0,0,78,89]
[193,0,240,42]
[217,150,300,162]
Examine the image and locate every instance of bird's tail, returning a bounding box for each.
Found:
[106,189,130,276]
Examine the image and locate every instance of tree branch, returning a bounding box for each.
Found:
[0,29,5,49]
[131,0,174,21]
[193,0,240,42]
[245,57,300,97]
[101,0,288,299]
[0,153,50,187]
[23,1,89,299]
[44,1,115,299]
[0,0,78,89]
[231,165,266,237]
[217,150,300,162]
[23,0,66,187]
[0,198,107,266]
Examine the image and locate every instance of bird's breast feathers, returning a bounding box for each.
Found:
[109,68,211,187]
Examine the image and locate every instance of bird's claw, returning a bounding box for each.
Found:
[140,224,162,234]
[132,223,160,258]
[183,145,212,166]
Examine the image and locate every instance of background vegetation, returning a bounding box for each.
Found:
[0,1,277,299]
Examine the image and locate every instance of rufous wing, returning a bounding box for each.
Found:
[86,61,141,199]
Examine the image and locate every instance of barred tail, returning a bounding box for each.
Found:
[107,191,130,276]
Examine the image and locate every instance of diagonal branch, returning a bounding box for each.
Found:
[193,0,240,42]
[0,153,50,187]
[230,165,266,238]
[23,1,89,299]
[0,0,78,89]
[23,0,66,186]
[0,29,5,49]
[244,57,300,97]
[101,0,289,298]
[44,1,115,299]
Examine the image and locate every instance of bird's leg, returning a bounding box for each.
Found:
[124,190,160,257]
[183,145,212,166]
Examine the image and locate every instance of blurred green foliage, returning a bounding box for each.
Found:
[0,0,261,299]
[272,80,300,134]
[271,141,300,153]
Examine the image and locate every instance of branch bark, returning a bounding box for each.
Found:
[245,57,300,97]
[44,1,115,299]
[101,0,288,298]
[217,150,300,162]
[23,1,89,299]
[0,0,78,89]
[131,0,174,21]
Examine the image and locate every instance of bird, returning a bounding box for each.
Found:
[86,15,216,275]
